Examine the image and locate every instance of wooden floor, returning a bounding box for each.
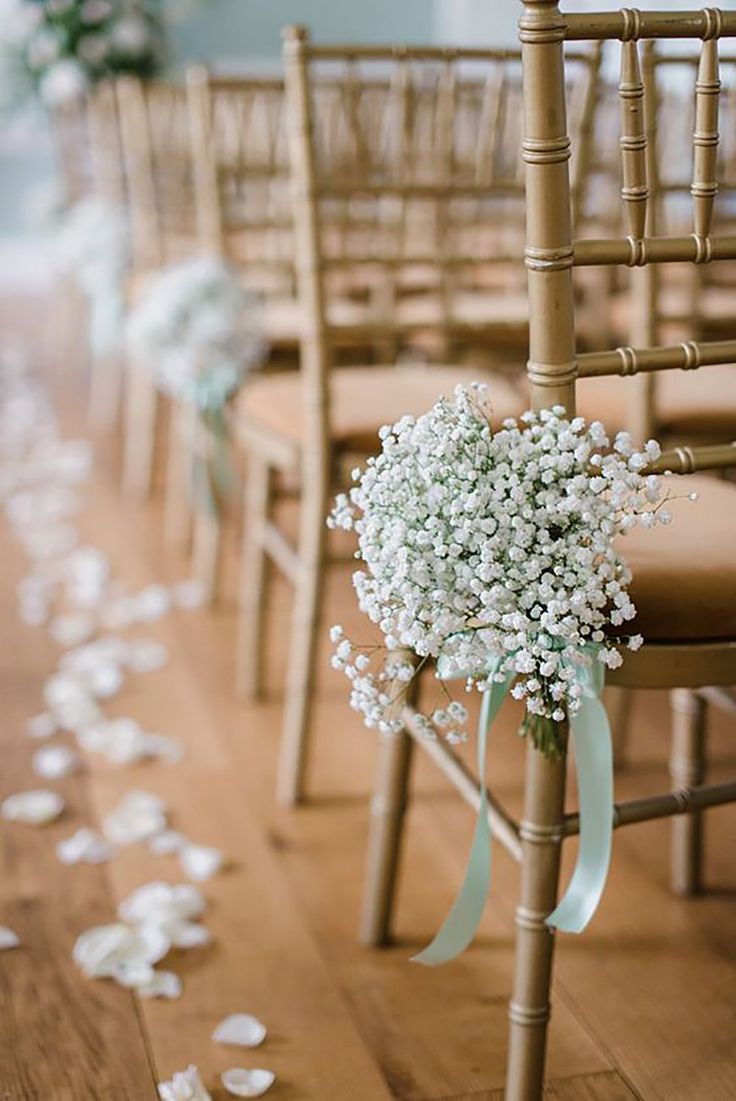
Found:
[2,297,736,1100]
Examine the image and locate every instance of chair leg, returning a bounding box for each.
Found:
[604,686,635,770]
[122,360,158,501]
[192,507,222,607]
[276,479,328,807]
[359,727,415,946]
[164,404,194,553]
[505,736,568,1101]
[88,350,123,432]
[236,456,272,699]
[670,688,707,897]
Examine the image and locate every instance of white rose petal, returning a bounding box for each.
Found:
[158,1065,212,1101]
[172,579,206,609]
[137,969,183,999]
[1,789,65,825]
[118,881,206,928]
[212,1014,267,1049]
[149,829,186,856]
[26,711,57,739]
[221,1068,276,1098]
[57,827,115,864]
[73,922,170,980]
[134,584,172,622]
[0,926,21,950]
[103,791,167,845]
[126,639,169,673]
[179,843,224,882]
[49,613,95,648]
[32,744,80,780]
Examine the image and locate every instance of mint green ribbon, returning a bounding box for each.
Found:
[412,646,613,966]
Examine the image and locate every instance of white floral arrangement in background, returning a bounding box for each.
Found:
[126,256,266,411]
[329,385,677,759]
[0,0,168,110]
[53,196,129,353]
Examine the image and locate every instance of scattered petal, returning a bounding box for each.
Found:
[1,789,65,825]
[212,1014,267,1049]
[118,881,206,928]
[149,829,186,856]
[221,1068,275,1098]
[179,843,224,882]
[136,969,183,999]
[73,922,170,980]
[135,584,172,622]
[158,1065,212,1101]
[49,613,96,649]
[126,639,169,674]
[57,827,115,864]
[172,579,206,609]
[103,790,168,845]
[0,926,20,950]
[32,744,80,780]
[26,711,57,739]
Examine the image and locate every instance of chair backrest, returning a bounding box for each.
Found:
[86,80,127,208]
[282,25,602,441]
[116,76,196,272]
[520,1,736,442]
[185,68,294,297]
[49,97,93,205]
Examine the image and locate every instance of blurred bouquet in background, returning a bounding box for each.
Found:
[0,0,168,109]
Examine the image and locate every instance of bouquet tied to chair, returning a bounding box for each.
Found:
[329,383,682,961]
[126,256,266,515]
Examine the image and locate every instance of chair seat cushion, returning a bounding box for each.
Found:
[574,365,736,437]
[237,365,526,453]
[617,475,736,641]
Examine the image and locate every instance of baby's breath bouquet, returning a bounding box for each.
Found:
[0,0,167,110]
[330,384,673,759]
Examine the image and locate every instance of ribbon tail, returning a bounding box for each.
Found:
[546,690,613,934]
[412,673,513,966]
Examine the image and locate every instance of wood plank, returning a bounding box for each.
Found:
[0,509,158,1101]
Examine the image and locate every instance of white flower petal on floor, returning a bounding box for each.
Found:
[136,969,183,1000]
[172,579,206,610]
[43,672,103,732]
[73,922,170,981]
[32,743,80,779]
[118,881,207,928]
[0,927,21,950]
[49,613,96,649]
[158,1065,212,1101]
[179,843,225,883]
[76,718,183,766]
[134,584,173,622]
[57,827,115,865]
[221,1068,275,1098]
[26,711,57,739]
[103,790,168,845]
[125,639,169,673]
[1,789,65,825]
[149,829,187,856]
[212,1015,267,1049]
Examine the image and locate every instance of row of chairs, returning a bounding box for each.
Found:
[50,9,736,1097]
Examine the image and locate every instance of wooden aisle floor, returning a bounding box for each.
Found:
[1,297,736,1100]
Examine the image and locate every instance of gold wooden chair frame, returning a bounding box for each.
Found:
[236,28,603,805]
[360,6,736,1097]
[116,76,197,503]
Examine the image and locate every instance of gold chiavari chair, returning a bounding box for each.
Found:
[116,76,198,501]
[576,41,736,443]
[237,28,583,805]
[153,68,295,600]
[360,5,736,1097]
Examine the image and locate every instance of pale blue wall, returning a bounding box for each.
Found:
[172,0,437,65]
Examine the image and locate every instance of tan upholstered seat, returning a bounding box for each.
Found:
[575,366,736,437]
[237,365,525,453]
[616,475,736,641]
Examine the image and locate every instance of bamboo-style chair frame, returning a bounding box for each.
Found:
[116,76,198,504]
[360,6,736,1098]
[236,27,604,808]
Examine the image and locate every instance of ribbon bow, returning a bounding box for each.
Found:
[412,646,613,966]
